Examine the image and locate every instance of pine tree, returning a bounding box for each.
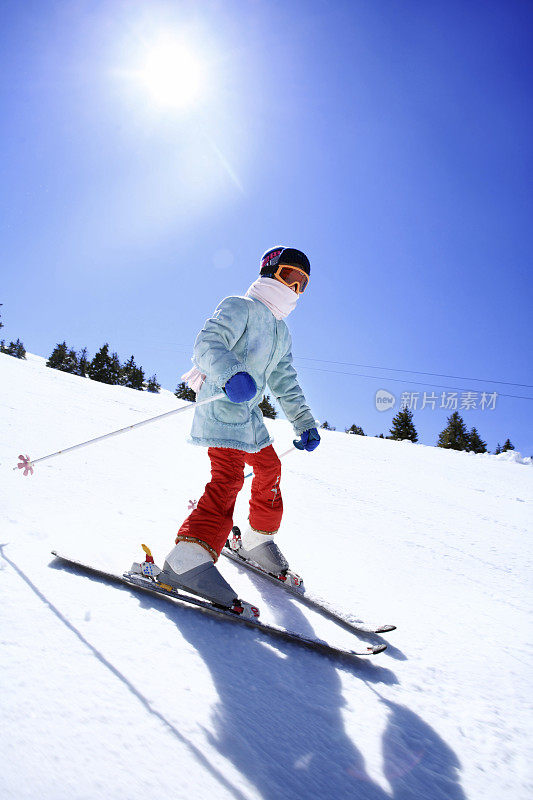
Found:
[110,351,122,384]
[65,348,78,371]
[346,424,365,435]
[376,433,385,438]
[121,355,145,390]
[467,427,487,454]
[78,347,89,377]
[46,342,79,374]
[88,344,121,385]
[175,381,196,402]
[389,406,418,442]
[320,421,336,431]
[2,338,26,359]
[146,374,161,393]
[47,342,67,369]
[259,395,277,419]
[501,438,515,452]
[494,443,502,455]
[437,411,469,450]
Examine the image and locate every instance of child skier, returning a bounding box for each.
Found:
[159,247,320,616]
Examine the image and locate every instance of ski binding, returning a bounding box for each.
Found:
[223,527,396,636]
[127,544,259,620]
[227,528,304,590]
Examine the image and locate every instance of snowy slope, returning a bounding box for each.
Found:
[1,352,531,800]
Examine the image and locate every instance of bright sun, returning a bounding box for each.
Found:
[138,38,205,109]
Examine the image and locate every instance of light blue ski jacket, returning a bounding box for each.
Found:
[189,295,316,453]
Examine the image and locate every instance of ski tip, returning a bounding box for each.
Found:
[350,643,387,656]
[375,624,397,634]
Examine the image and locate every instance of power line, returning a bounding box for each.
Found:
[294,356,533,389]
[296,364,533,401]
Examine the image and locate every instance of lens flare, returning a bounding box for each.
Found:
[139,39,205,109]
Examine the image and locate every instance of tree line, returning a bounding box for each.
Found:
[340,406,514,455]
[46,341,162,392]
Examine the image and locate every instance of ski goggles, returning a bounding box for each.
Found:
[271,264,309,294]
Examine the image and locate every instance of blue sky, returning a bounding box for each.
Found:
[1,0,532,454]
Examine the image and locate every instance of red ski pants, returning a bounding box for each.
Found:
[176,445,283,561]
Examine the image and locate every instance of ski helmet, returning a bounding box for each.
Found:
[260,247,311,277]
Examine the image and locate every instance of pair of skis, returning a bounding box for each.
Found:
[51,534,395,660]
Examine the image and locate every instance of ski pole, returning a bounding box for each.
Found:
[14,393,225,476]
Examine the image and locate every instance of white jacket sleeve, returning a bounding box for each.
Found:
[267,348,316,435]
[193,297,249,389]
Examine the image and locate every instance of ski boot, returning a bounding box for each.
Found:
[227,526,304,591]
[158,541,259,619]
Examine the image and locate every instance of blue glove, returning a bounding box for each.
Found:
[293,428,321,452]
[224,372,257,403]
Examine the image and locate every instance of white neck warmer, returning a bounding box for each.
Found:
[245,277,299,320]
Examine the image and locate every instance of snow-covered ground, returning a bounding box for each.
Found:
[1,351,531,800]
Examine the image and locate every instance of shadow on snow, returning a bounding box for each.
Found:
[39,551,465,800]
[152,572,465,800]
